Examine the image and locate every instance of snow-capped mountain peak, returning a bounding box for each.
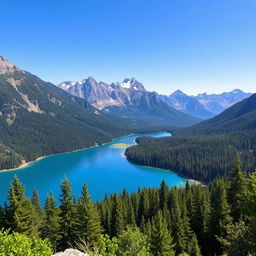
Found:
[119,78,146,91]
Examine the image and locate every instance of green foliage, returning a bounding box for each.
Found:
[1,165,256,255]
[0,144,23,170]
[125,133,256,183]
[188,234,201,256]
[220,220,256,256]
[227,154,246,221]
[110,194,124,237]
[117,226,151,256]
[149,211,175,256]
[244,171,256,217]
[41,192,60,252]
[0,230,52,256]
[8,176,39,235]
[59,178,75,250]
[208,179,232,255]
[74,184,102,248]
[96,234,118,256]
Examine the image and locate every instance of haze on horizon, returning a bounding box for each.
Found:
[1,0,255,95]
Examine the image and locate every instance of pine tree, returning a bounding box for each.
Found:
[74,184,102,247]
[137,189,150,225]
[191,186,210,254]
[188,233,201,256]
[127,200,136,226]
[31,189,42,216]
[42,192,60,253]
[149,211,175,256]
[181,201,193,252]
[228,154,246,221]
[59,178,75,250]
[8,176,38,235]
[110,193,124,237]
[159,180,168,209]
[209,180,232,255]
[31,189,43,234]
[170,190,186,254]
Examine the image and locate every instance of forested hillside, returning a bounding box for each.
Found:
[125,132,256,183]
[1,157,256,256]
[0,58,165,170]
[125,93,256,183]
[174,93,256,136]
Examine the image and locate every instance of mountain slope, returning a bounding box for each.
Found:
[160,90,215,119]
[174,93,256,135]
[58,78,200,126]
[0,57,148,170]
[125,93,256,182]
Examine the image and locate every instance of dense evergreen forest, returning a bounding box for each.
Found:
[125,132,256,183]
[1,156,255,255]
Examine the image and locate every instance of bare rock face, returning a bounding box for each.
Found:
[53,249,89,256]
[0,56,20,74]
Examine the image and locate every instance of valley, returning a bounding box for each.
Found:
[0,132,187,204]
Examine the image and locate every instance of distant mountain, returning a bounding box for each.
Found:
[160,90,215,119]
[175,93,256,135]
[194,89,253,114]
[58,78,200,126]
[0,57,147,170]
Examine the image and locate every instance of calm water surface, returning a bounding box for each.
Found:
[0,132,187,204]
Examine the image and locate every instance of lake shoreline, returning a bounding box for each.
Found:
[0,131,200,205]
[0,133,136,173]
[2,130,172,173]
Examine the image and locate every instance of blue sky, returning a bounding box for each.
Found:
[1,0,255,95]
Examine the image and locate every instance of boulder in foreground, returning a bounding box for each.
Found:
[53,249,89,256]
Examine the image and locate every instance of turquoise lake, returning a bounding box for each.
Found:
[0,132,187,204]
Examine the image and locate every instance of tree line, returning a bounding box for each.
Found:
[125,132,256,183]
[0,155,255,255]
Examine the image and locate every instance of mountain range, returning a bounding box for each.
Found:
[160,89,252,119]
[175,92,256,135]
[59,78,252,120]
[0,57,200,170]
[58,77,199,126]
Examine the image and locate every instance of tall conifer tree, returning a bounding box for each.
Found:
[74,184,102,247]
[209,180,232,255]
[59,178,75,250]
[149,211,175,256]
[8,176,37,235]
[110,193,124,237]
[42,192,60,252]
[228,154,246,221]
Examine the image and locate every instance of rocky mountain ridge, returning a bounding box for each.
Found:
[194,89,253,114]
[59,77,252,120]
[58,77,199,126]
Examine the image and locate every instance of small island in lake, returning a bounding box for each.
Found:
[112,143,130,148]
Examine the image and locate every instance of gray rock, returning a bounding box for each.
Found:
[53,249,89,256]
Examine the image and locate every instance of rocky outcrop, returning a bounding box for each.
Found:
[0,56,20,74]
[53,249,89,256]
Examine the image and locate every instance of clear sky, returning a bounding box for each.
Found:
[1,0,255,95]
